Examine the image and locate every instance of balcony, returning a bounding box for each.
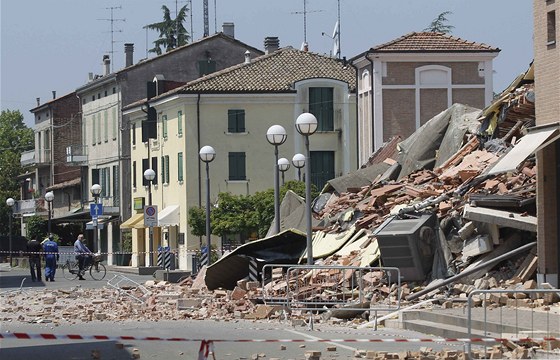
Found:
[66,145,88,165]
[36,148,51,166]
[20,150,35,167]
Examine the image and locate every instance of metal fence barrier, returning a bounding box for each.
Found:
[467,288,560,358]
[261,264,401,323]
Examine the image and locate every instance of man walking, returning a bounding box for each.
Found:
[74,234,91,280]
[26,235,43,282]
[43,234,59,282]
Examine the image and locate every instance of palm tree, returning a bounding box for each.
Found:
[144,4,190,55]
[423,11,454,34]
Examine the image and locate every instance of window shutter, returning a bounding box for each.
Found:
[178,111,183,135]
[151,157,158,185]
[178,152,183,181]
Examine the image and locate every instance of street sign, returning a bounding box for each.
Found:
[90,203,103,217]
[144,205,158,227]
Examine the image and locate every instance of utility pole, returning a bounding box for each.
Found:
[98,6,125,72]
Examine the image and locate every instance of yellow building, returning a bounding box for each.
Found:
[123,47,357,270]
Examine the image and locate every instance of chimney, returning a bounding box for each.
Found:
[244,50,251,64]
[103,55,110,76]
[124,43,134,67]
[222,22,235,38]
[88,72,94,81]
[52,91,56,99]
[36,98,40,107]
[264,37,280,54]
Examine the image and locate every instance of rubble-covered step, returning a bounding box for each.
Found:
[400,318,495,339]
[401,310,538,338]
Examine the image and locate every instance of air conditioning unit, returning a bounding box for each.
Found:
[373,213,437,282]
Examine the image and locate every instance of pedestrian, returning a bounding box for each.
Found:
[26,235,43,282]
[43,234,59,282]
[74,234,92,280]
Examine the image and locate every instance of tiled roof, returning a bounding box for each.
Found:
[173,47,356,94]
[370,32,500,53]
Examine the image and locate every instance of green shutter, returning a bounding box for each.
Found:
[228,110,236,132]
[112,107,117,140]
[178,111,183,135]
[178,152,183,181]
[227,110,245,133]
[165,155,170,183]
[97,113,102,143]
[162,114,168,138]
[309,87,334,131]
[310,151,334,190]
[92,116,96,145]
[228,152,246,180]
[132,161,137,188]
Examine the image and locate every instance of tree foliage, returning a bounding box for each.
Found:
[0,110,33,235]
[187,180,319,241]
[423,11,454,33]
[144,5,190,55]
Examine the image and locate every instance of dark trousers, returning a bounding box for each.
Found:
[29,257,42,281]
[45,256,57,280]
[77,255,90,275]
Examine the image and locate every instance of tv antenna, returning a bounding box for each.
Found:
[98,6,125,72]
[321,0,341,58]
[291,0,324,46]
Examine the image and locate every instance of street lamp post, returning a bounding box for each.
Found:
[278,158,290,185]
[143,169,156,266]
[6,198,14,267]
[90,184,102,253]
[295,113,317,265]
[45,191,54,235]
[292,153,305,182]
[266,125,287,234]
[199,146,216,266]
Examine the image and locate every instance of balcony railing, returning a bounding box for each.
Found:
[36,148,51,165]
[20,150,35,167]
[66,145,88,165]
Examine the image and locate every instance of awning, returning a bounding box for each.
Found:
[158,205,180,226]
[487,125,560,175]
[120,213,144,229]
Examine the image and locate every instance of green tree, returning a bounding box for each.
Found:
[144,4,190,55]
[25,215,47,241]
[0,110,33,235]
[187,180,319,240]
[423,11,454,33]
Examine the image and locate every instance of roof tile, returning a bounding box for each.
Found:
[371,32,500,53]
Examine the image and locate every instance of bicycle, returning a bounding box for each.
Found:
[61,254,106,281]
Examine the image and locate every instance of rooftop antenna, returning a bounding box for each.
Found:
[291,0,324,47]
[189,0,194,42]
[214,0,217,34]
[321,0,341,58]
[203,0,209,37]
[98,6,125,72]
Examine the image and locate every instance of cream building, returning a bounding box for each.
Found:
[123,47,357,270]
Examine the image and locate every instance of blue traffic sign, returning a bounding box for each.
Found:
[90,203,104,217]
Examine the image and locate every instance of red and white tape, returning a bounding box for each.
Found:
[0,332,554,343]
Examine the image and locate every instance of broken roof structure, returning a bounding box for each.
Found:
[221,62,540,299]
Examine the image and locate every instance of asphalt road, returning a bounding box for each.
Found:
[0,263,155,293]
[0,264,467,359]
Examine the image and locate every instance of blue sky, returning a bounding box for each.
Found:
[1,0,533,127]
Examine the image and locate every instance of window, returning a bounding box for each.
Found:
[132,161,137,188]
[162,114,168,138]
[142,158,158,186]
[91,96,95,102]
[113,165,120,206]
[104,90,108,97]
[178,152,184,181]
[92,169,100,188]
[548,11,556,45]
[309,87,334,131]
[310,151,334,191]
[161,155,170,184]
[92,115,96,145]
[100,167,110,197]
[228,152,246,180]
[177,111,183,136]
[112,87,116,94]
[104,110,109,142]
[228,110,245,133]
[198,60,216,76]
[131,123,136,146]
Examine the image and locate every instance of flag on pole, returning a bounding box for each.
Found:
[332,21,340,58]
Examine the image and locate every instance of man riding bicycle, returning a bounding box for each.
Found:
[74,234,92,280]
